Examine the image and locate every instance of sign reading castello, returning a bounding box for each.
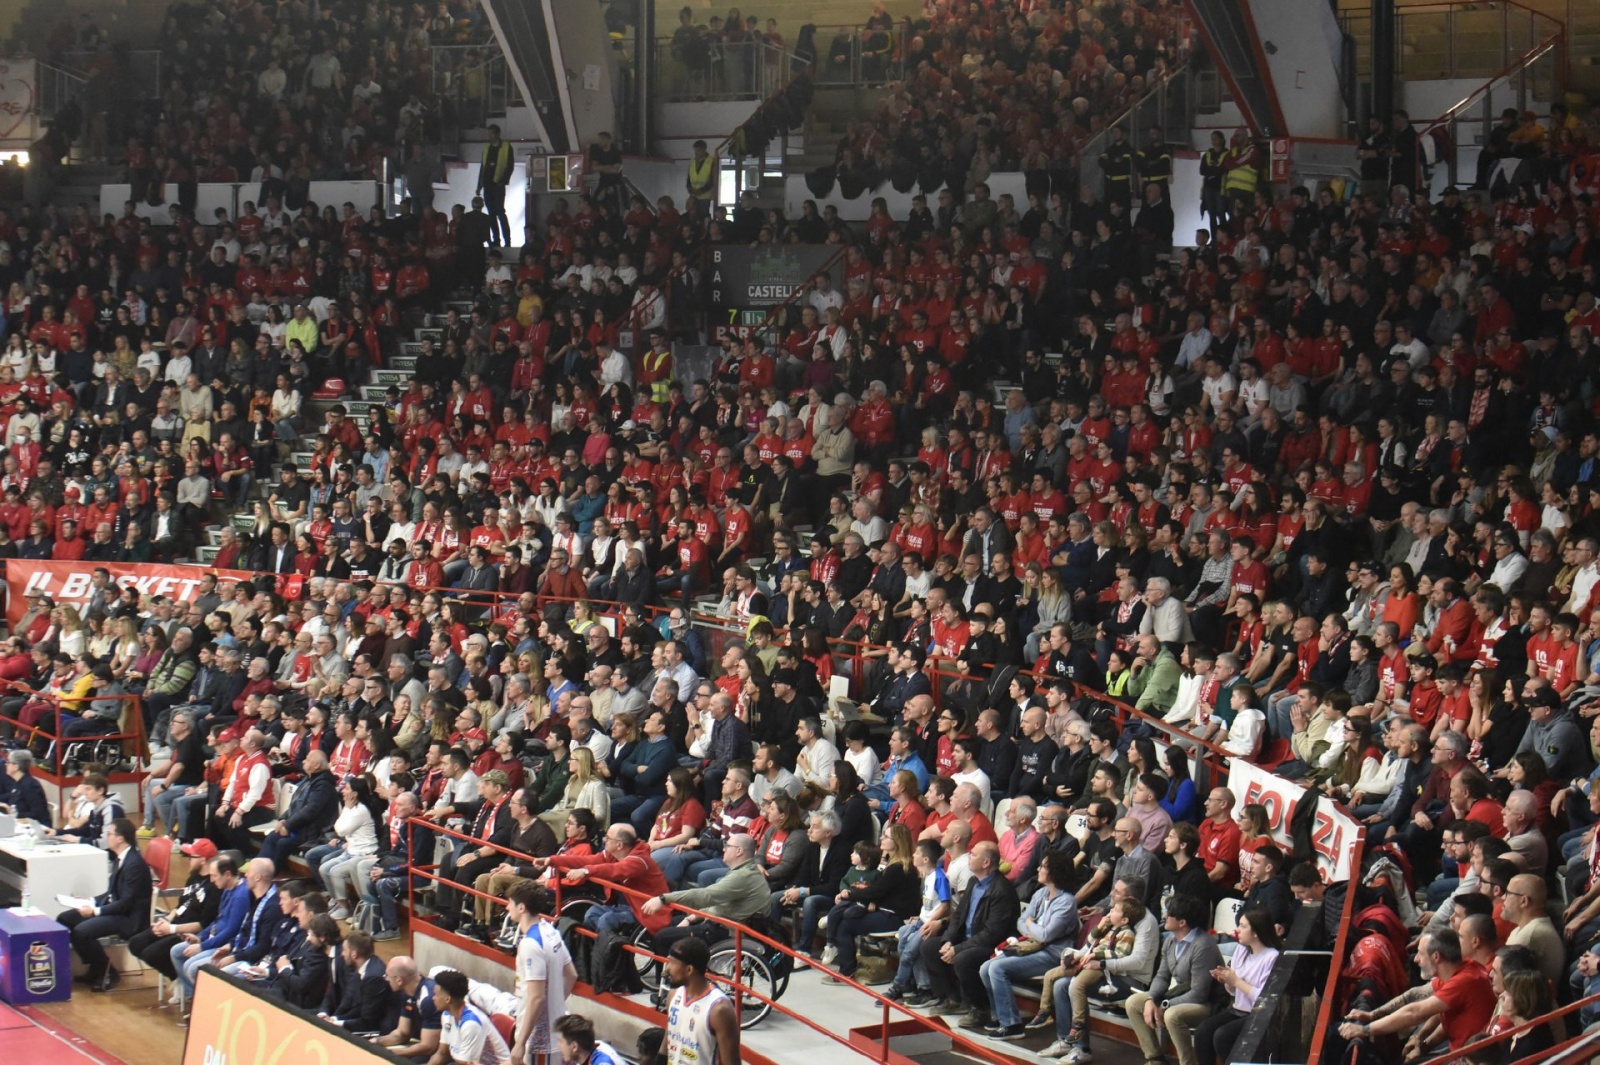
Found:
[706,245,839,311]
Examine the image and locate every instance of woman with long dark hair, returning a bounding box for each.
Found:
[1192,906,1282,1065]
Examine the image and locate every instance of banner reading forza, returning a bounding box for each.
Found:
[185,969,391,1065]
[1227,759,1362,880]
[706,245,840,310]
[5,560,260,630]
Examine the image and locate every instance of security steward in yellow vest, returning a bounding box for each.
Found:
[687,139,717,204]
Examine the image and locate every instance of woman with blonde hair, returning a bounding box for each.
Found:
[568,600,599,636]
[822,824,920,982]
[1025,565,1071,660]
[539,746,610,828]
[107,617,142,679]
[56,605,88,658]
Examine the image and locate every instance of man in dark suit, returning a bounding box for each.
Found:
[57,818,152,991]
[770,807,853,955]
[262,912,335,1008]
[321,930,389,1032]
[921,841,1020,1023]
[452,545,500,617]
[145,493,190,562]
[263,523,297,574]
[257,749,339,868]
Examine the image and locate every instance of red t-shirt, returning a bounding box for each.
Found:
[1431,961,1497,1050]
[1198,817,1242,876]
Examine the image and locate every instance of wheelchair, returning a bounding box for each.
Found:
[704,915,794,1030]
[554,892,664,992]
[59,736,136,774]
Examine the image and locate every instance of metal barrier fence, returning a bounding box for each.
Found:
[0,689,145,777]
[59,49,162,100]
[431,45,521,148]
[407,817,1036,1065]
[36,61,87,122]
[808,24,905,88]
[653,36,807,102]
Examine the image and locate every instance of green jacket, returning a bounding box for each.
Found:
[663,859,770,921]
[531,754,573,814]
[1129,650,1181,715]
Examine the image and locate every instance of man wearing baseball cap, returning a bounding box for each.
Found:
[433,768,514,936]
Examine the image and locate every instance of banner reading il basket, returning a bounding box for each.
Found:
[5,559,261,629]
[184,968,391,1065]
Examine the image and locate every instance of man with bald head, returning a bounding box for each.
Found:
[920,841,1021,1020]
[374,956,444,1059]
[1111,816,1164,911]
[645,833,767,957]
[1501,789,1548,877]
[1502,873,1563,982]
[951,782,999,847]
[213,729,278,851]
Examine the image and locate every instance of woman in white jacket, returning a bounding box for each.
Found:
[310,777,383,920]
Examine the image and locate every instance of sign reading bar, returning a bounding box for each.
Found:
[5,559,260,629]
[185,969,392,1065]
[706,245,839,310]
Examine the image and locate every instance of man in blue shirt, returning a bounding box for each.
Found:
[170,854,251,1003]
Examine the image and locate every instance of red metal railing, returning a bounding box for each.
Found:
[1417,990,1600,1065]
[0,689,147,777]
[404,818,1024,1065]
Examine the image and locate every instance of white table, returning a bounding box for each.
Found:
[0,838,109,908]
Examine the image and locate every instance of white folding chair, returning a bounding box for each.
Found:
[1212,897,1244,938]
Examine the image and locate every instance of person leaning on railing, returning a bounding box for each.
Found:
[537,822,671,938]
[642,831,768,957]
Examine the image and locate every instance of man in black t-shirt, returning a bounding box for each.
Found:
[588,131,625,213]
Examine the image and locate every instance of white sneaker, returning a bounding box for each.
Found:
[1066,1048,1093,1063]
[821,945,838,966]
[328,903,352,922]
[1039,1041,1074,1059]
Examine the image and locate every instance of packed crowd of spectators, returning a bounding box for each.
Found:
[826,0,1189,199]
[126,0,488,192]
[7,0,1600,1061]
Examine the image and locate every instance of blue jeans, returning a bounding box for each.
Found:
[894,922,929,990]
[363,869,409,927]
[694,861,730,888]
[1265,691,1296,740]
[583,902,637,937]
[770,893,831,955]
[655,849,721,889]
[222,473,252,508]
[1572,943,1600,1026]
[621,795,666,837]
[980,950,1061,1027]
[1426,876,1460,910]
[258,828,307,870]
[173,944,220,998]
[172,790,210,841]
[148,781,182,829]
[304,842,345,887]
[363,874,411,931]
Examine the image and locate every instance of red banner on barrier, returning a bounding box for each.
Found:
[5,559,262,629]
